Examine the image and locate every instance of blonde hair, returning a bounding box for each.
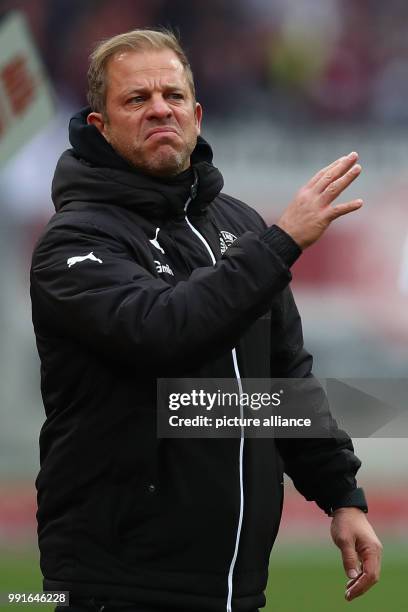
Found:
[87,28,196,116]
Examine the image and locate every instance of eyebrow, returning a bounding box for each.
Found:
[122,84,185,96]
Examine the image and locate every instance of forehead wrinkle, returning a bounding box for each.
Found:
[109,67,186,86]
[116,64,183,73]
[116,73,189,98]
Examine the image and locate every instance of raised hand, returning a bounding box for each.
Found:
[277,152,363,250]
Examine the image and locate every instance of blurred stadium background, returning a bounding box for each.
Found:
[0,1,407,610]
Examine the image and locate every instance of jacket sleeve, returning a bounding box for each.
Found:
[272,288,366,515]
[31,220,299,371]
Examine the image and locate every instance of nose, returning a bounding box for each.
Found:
[146,94,173,120]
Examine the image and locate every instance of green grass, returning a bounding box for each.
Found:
[0,551,52,612]
[267,543,407,612]
[0,543,406,611]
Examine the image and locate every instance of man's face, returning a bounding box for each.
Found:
[87,49,202,177]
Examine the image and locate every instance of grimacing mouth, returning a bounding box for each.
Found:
[144,126,180,141]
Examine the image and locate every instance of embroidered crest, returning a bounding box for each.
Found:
[219,230,238,255]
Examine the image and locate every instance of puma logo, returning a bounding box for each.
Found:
[149,228,165,254]
[67,252,103,268]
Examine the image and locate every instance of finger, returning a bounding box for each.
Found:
[340,544,361,580]
[346,571,363,588]
[307,156,348,188]
[345,569,379,601]
[320,163,362,205]
[345,547,382,601]
[345,573,370,601]
[326,198,363,222]
[314,152,359,193]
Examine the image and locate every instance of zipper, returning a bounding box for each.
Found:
[184,173,245,612]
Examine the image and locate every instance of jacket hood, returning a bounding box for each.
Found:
[52,107,224,220]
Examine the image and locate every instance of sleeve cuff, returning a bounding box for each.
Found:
[326,487,368,516]
[261,224,302,267]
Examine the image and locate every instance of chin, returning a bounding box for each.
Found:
[143,148,188,177]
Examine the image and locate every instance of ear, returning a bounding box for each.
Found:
[87,112,108,139]
[194,103,203,135]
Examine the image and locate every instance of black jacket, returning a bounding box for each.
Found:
[30,108,365,612]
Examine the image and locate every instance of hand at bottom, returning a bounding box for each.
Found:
[330,507,382,602]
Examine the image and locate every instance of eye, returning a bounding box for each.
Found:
[168,92,184,100]
[127,95,145,104]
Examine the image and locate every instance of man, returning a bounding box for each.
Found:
[30,29,382,612]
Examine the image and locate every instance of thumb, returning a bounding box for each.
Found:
[340,544,361,579]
